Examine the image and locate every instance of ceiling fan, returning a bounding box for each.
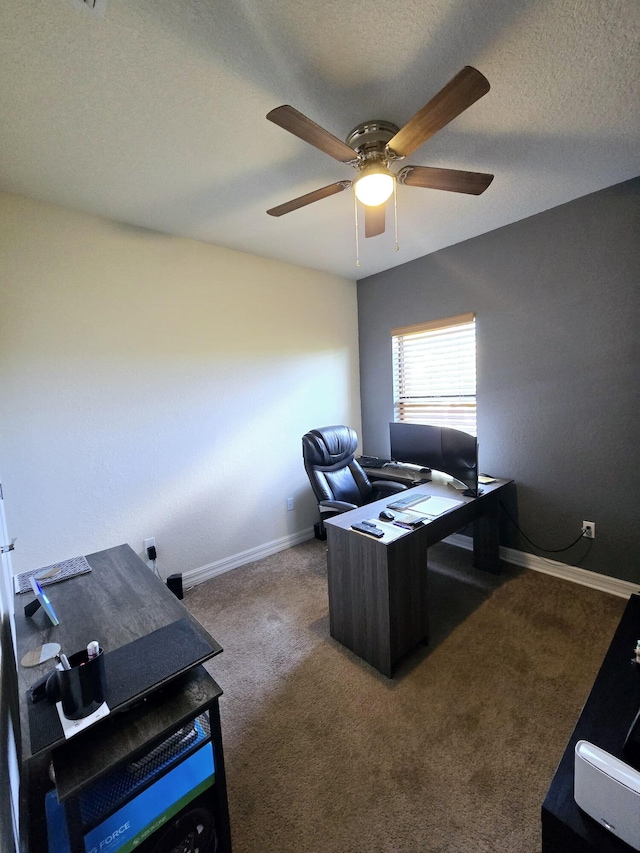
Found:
[266,66,494,240]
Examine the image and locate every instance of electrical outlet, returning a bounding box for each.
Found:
[582,521,595,539]
[144,537,155,554]
[287,497,294,511]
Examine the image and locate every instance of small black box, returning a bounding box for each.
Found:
[167,573,184,600]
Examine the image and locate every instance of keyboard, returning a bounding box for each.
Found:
[387,493,431,510]
[358,455,391,468]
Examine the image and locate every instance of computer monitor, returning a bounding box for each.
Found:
[389,422,479,494]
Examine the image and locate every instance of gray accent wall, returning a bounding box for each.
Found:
[357,177,640,581]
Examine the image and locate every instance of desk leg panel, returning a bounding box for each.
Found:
[387,534,429,669]
[20,753,51,853]
[327,528,392,675]
[209,700,232,853]
[327,528,429,677]
[473,493,501,573]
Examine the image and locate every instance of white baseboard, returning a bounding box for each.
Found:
[183,528,316,588]
[184,528,638,601]
[443,534,639,599]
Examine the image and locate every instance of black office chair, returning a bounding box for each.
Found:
[302,425,407,539]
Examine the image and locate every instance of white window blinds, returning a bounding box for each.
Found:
[392,312,477,435]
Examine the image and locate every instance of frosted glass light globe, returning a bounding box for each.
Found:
[354,170,394,206]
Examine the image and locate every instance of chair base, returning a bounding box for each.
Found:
[314,521,327,541]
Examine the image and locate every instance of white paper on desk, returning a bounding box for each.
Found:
[56,701,110,739]
[411,496,463,517]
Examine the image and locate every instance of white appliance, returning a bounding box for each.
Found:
[574,739,640,850]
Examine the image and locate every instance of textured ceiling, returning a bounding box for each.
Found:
[0,0,638,280]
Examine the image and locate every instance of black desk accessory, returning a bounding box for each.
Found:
[351,521,384,538]
[32,646,107,720]
[167,573,184,599]
[27,617,218,754]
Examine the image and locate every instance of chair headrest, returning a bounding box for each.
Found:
[302,425,358,468]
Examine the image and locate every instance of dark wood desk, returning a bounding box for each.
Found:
[542,594,640,852]
[14,543,231,853]
[324,480,510,677]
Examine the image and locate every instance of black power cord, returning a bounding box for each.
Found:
[146,544,159,577]
[499,499,594,556]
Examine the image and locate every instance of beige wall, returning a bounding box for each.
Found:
[0,192,360,577]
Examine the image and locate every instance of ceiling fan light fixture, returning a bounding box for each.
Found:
[354,166,395,207]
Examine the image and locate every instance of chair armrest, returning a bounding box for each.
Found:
[370,480,408,499]
[319,500,358,514]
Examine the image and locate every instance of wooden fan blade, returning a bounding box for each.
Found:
[364,204,386,238]
[388,67,490,158]
[267,181,352,217]
[398,165,494,195]
[267,105,358,163]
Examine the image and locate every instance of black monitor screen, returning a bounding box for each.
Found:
[389,422,477,489]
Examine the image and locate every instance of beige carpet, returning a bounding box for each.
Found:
[184,539,625,853]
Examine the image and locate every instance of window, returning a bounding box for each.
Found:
[392,312,476,435]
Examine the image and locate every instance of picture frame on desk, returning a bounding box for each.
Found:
[25,576,60,626]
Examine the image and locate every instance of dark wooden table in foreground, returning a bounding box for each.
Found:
[325,479,510,677]
[542,593,640,852]
[14,543,231,853]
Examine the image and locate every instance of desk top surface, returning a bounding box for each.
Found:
[15,543,222,763]
[324,478,510,535]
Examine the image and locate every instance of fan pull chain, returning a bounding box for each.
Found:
[394,180,399,252]
[354,192,360,267]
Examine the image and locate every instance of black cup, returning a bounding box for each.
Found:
[51,648,107,720]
